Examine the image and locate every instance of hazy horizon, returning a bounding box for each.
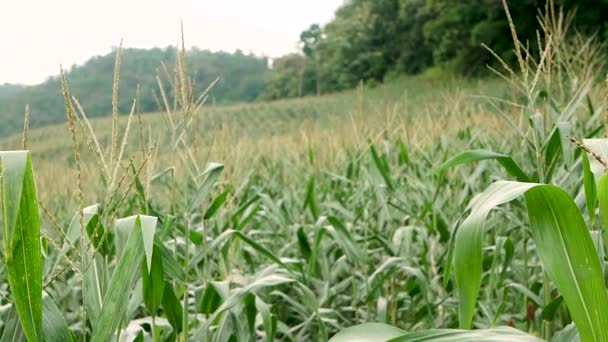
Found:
[1,0,342,86]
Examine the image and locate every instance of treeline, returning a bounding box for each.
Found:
[0,48,269,136]
[261,0,608,100]
[2,0,607,136]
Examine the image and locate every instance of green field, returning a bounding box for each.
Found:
[2,15,608,342]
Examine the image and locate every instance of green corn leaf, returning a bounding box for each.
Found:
[85,214,113,256]
[194,274,293,340]
[0,294,73,342]
[0,305,25,342]
[330,324,543,342]
[256,297,277,342]
[296,226,312,261]
[91,215,157,342]
[83,253,105,327]
[582,153,597,225]
[370,144,393,190]
[244,293,257,337]
[162,282,183,334]
[397,138,409,165]
[41,293,73,342]
[0,151,43,342]
[326,216,365,264]
[597,174,608,255]
[525,186,608,341]
[455,180,608,341]
[156,240,185,283]
[189,162,224,212]
[388,326,543,341]
[437,149,529,182]
[204,189,229,220]
[206,229,292,273]
[328,323,405,342]
[142,244,165,313]
[304,176,320,220]
[199,281,229,314]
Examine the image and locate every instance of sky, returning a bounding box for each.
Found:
[0,0,343,85]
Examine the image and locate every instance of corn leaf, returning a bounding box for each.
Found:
[41,293,73,342]
[189,162,224,212]
[91,215,157,342]
[597,174,608,256]
[582,153,597,225]
[525,186,608,341]
[437,149,529,182]
[0,151,43,341]
[328,323,405,342]
[388,326,543,341]
[455,181,608,342]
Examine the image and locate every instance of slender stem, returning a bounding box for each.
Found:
[183,213,190,339]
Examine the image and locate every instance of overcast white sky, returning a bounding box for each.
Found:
[0,0,343,85]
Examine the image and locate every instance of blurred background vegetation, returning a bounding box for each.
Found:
[1,0,608,136]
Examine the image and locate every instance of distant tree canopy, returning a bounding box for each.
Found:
[262,0,608,100]
[2,0,608,135]
[0,48,269,136]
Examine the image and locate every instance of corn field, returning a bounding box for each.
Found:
[1,3,608,342]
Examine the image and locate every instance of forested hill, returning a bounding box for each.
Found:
[0,48,269,136]
[261,0,608,100]
[3,0,608,136]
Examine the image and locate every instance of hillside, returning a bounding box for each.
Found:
[0,75,505,207]
[0,47,269,136]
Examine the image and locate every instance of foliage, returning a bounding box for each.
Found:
[0,48,269,137]
[263,0,608,97]
[2,4,608,341]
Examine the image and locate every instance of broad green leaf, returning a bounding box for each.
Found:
[189,162,224,212]
[296,226,312,261]
[540,296,563,321]
[328,323,405,342]
[162,282,183,334]
[397,138,409,165]
[156,240,185,282]
[304,176,320,220]
[542,126,562,182]
[455,180,608,342]
[204,189,229,220]
[0,151,43,341]
[597,174,608,255]
[370,144,393,190]
[199,281,229,314]
[142,244,165,313]
[525,186,608,341]
[437,149,529,182]
[388,326,543,341]
[206,229,292,273]
[455,181,538,328]
[85,214,113,256]
[582,153,597,225]
[91,215,157,342]
[326,216,365,264]
[0,305,25,342]
[41,293,73,342]
[83,253,105,327]
[194,274,293,340]
[256,297,276,342]
[0,294,73,342]
[243,293,257,337]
